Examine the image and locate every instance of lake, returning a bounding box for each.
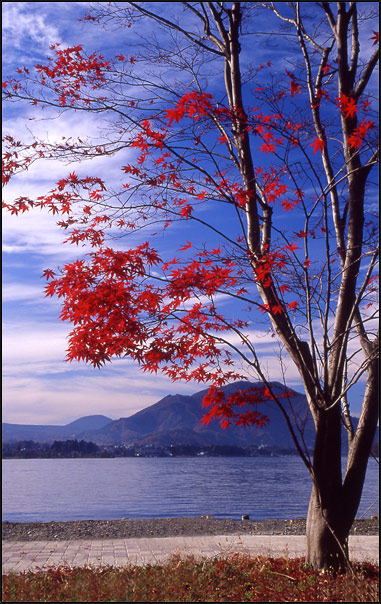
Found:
[2,456,379,523]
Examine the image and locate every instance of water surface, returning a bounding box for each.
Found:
[2,456,379,523]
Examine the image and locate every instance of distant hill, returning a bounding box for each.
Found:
[3,383,376,453]
[2,415,113,443]
[78,381,317,449]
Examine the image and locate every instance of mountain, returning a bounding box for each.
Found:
[64,415,114,433]
[78,381,317,449]
[4,383,376,452]
[2,415,113,444]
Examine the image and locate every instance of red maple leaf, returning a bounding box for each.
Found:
[348,120,375,149]
[370,31,379,45]
[272,304,283,315]
[179,241,192,251]
[286,242,300,252]
[337,94,358,118]
[165,107,183,126]
[42,268,55,280]
[290,80,301,98]
[180,204,192,219]
[310,138,326,154]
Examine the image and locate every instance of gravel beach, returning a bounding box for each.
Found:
[2,516,378,541]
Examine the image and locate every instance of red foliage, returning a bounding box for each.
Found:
[310,137,326,154]
[165,91,215,125]
[201,385,272,429]
[337,94,358,119]
[348,120,375,149]
[2,23,378,438]
[285,69,301,98]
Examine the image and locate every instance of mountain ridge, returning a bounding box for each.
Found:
[88,380,315,448]
[2,414,113,443]
[3,382,376,452]
[3,382,313,448]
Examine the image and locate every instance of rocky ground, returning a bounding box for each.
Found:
[2,516,378,541]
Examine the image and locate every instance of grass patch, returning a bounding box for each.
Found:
[2,555,379,602]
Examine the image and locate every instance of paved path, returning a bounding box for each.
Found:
[2,535,378,573]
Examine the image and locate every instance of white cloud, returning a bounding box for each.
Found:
[2,360,198,426]
[1,316,200,424]
[2,308,306,425]
[2,2,61,68]
[3,320,69,368]
[2,282,45,303]
[3,210,67,259]
[2,2,96,68]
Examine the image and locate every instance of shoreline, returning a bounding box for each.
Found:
[2,516,378,541]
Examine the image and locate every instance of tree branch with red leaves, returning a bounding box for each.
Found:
[2,1,379,571]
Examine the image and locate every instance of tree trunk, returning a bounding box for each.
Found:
[305,364,378,571]
[305,402,349,571]
[306,484,349,571]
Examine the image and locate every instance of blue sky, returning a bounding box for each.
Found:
[3,2,201,424]
[2,2,378,425]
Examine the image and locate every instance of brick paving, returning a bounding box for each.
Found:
[2,535,378,573]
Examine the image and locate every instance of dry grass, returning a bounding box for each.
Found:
[2,554,379,602]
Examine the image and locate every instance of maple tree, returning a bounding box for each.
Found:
[2,2,379,571]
